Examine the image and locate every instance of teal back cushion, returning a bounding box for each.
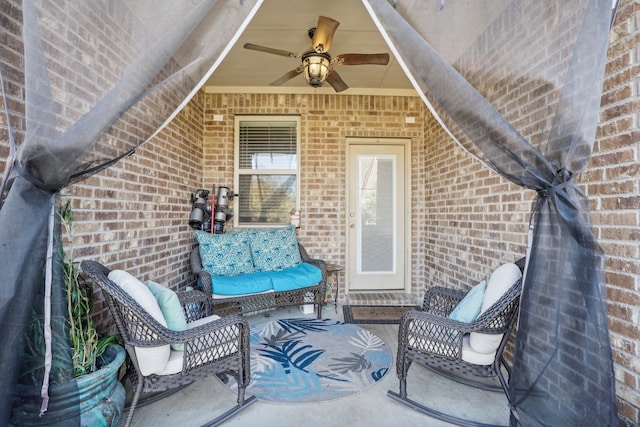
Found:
[449,280,487,323]
[146,280,187,351]
[248,226,302,272]
[195,231,255,276]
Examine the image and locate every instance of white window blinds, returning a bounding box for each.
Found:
[235,118,299,225]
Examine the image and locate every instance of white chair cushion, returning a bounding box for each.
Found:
[406,332,494,366]
[461,335,496,365]
[156,315,243,376]
[108,270,170,376]
[480,263,521,313]
[157,349,187,376]
[469,263,522,354]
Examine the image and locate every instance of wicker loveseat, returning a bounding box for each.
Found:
[191,226,327,318]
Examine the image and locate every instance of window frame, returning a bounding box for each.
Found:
[233,115,301,228]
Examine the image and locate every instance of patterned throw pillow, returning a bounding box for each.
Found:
[195,231,255,276]
[248,226,302,272]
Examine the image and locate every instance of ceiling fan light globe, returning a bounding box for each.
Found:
[302,52,331,88]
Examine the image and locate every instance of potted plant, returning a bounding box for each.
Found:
[11,200,126,426]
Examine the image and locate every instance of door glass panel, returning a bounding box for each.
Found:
[358,155,395,273]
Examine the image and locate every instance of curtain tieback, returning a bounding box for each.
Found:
[537,168,574,198]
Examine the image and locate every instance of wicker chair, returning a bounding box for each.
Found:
[388,258,526,427]
[81,260,256,427]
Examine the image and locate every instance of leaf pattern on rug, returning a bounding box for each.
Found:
[275,317,340,334]
[322,367,380,392]
[250,363,326,397]
[259,339,324,374]
[327,352,372,374]
[349,329,386,352]
[222,318,392,403]
[372,367,389,381]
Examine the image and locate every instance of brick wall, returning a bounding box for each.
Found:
[0,0,205,334]
[202,93,425,297]
[594,0,640,423]
[416,1,640,423]
[0,0,24,160]
[61,92,204,331]
[420,113,531,284]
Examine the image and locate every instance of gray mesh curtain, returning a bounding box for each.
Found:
[0,0,260,424]
[364,0,618,425]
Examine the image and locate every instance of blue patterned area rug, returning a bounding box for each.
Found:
[221,318,392,403]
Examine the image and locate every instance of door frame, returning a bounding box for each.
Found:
[345,137,412,295]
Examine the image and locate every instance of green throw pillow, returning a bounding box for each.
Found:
[195,230,255,276]
[248,226,302,272]
[146,280,187,351]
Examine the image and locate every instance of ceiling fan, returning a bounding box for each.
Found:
[243,16,390,92]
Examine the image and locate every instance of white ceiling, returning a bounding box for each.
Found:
[204,0,415,95]
[203,0,512,95]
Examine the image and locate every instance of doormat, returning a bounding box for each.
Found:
[342,305,418,324]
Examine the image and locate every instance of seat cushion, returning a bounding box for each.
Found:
[210,271,274,295]
[461,335,496,365]
[211,289,274,300]
[107,270,170,376]
[247,226,302,272]
[406,330,496,366]
[196,231,255,276]
[267,262,322,292]
[146,280,188,351]
[469,263,522,354]
[208,262,321,295]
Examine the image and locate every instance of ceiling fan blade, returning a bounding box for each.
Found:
[335,53,390,66]
[244,43,298,59]
[270,68,303,86]
[325,70,349,93]
[311,16,340,53]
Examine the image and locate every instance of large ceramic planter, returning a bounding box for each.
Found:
[11,343,126,426]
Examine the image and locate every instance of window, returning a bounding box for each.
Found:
[234,116,299,226]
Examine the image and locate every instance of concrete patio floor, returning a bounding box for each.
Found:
[125,303,511,427]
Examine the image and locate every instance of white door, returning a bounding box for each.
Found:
[347,139,409,291]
